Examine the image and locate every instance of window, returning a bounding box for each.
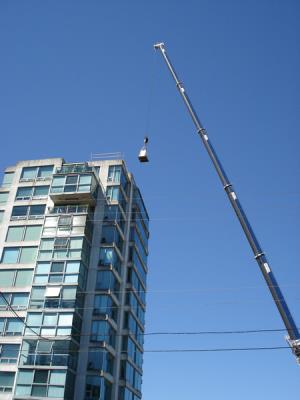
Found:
[25,312,74,336]
[96,270,119,293]
[16,187,32,200]
[33,185,49,197]
[20,165,53,181]
[107,165,122,183]
[15,269,34,286]
[0,192,9,205]
[90,320,116,346]
[6,226,23,242]
[0,211,4,223]
[15,186,49,201]
[0,317,24,336]
[38,237,85,261]
[50,204,89,214]
[1,247,19,263]
[24,226,42,241]
[2,172,14,187]
[129,247,147,286]
[38,166,53,178]
[0,371,15,393]
[99,247,121,274]
[0,270,15,286]
[130,227,148,265]
[104,205,125,232]
[94,295,117,321]
[0,344,19,363]
[6,225,42,242]
[106,186,119,201]
[123,336,143,369]
[11,205,28,218]
[20,247,38,263]
[29,205,46,217]
[45,286,61,298]
[30,285,77,309]
[19,339,75,369]
[0,293,29,310]
[58,215,72,228]
[1,247,38,264]
[11,205,46,220]
[85,376,111,400]
[15,369,66,398]
[128,269,146,306]
[6,319,24,335]
[0,269,33,287]
[33,261,84,287]
[43,214,88,237]
[87,349,114,374]
[21,167,37,180]
[51,174,93,194]
[101,225,123,253]
[127,292,145,325]
[54,237,69,249]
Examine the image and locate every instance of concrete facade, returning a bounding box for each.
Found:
[0,158,149,400]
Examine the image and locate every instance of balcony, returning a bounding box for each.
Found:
[55,163,96,175]
[50,171,98,205]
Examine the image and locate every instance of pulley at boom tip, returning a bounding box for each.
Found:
[154,42,165,50]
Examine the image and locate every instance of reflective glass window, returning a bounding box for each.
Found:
[37,165,53,178]
[29,205,46,216]
[0,270,15,286]
[19,247,38,263]
[24,226,42,241]
[0,192,9,205]
[6,318,23,334]
[0,344,19,363]
[2,172,14,187]
[16,187,33,200]
[21,167,37,180]
[12,206,28,217]
[33,186,49,197]
[0,372,15,391]
[6,226,24,242]
[1,248,19,263]
[15,270,33,286]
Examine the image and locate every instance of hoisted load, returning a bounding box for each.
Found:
[138,137,149,163]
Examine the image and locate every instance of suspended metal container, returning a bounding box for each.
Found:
[138,137,149,163]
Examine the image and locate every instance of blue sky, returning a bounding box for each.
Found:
[1,1,299,398]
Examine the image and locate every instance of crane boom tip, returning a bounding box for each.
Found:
[154,42,165,50]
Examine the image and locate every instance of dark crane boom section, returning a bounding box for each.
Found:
[154,42,300,363]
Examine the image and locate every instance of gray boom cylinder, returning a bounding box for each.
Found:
[154,43,300,347]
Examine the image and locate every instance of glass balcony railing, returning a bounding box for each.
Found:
[50,173,98,205]
[55,164,96,175]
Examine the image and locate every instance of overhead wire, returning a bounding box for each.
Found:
[0,291,298,339]
[0,346,294,357]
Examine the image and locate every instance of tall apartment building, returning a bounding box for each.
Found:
[0,158,149,400]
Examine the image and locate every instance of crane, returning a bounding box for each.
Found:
[154,42,300,363]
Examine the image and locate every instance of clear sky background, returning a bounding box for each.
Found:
[0,1,299,399]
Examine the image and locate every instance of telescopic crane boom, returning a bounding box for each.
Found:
[154,42,300,363]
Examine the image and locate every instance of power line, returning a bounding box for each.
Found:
[0,346,293,356]
[144,346,291,353]
[1,296,300,313]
